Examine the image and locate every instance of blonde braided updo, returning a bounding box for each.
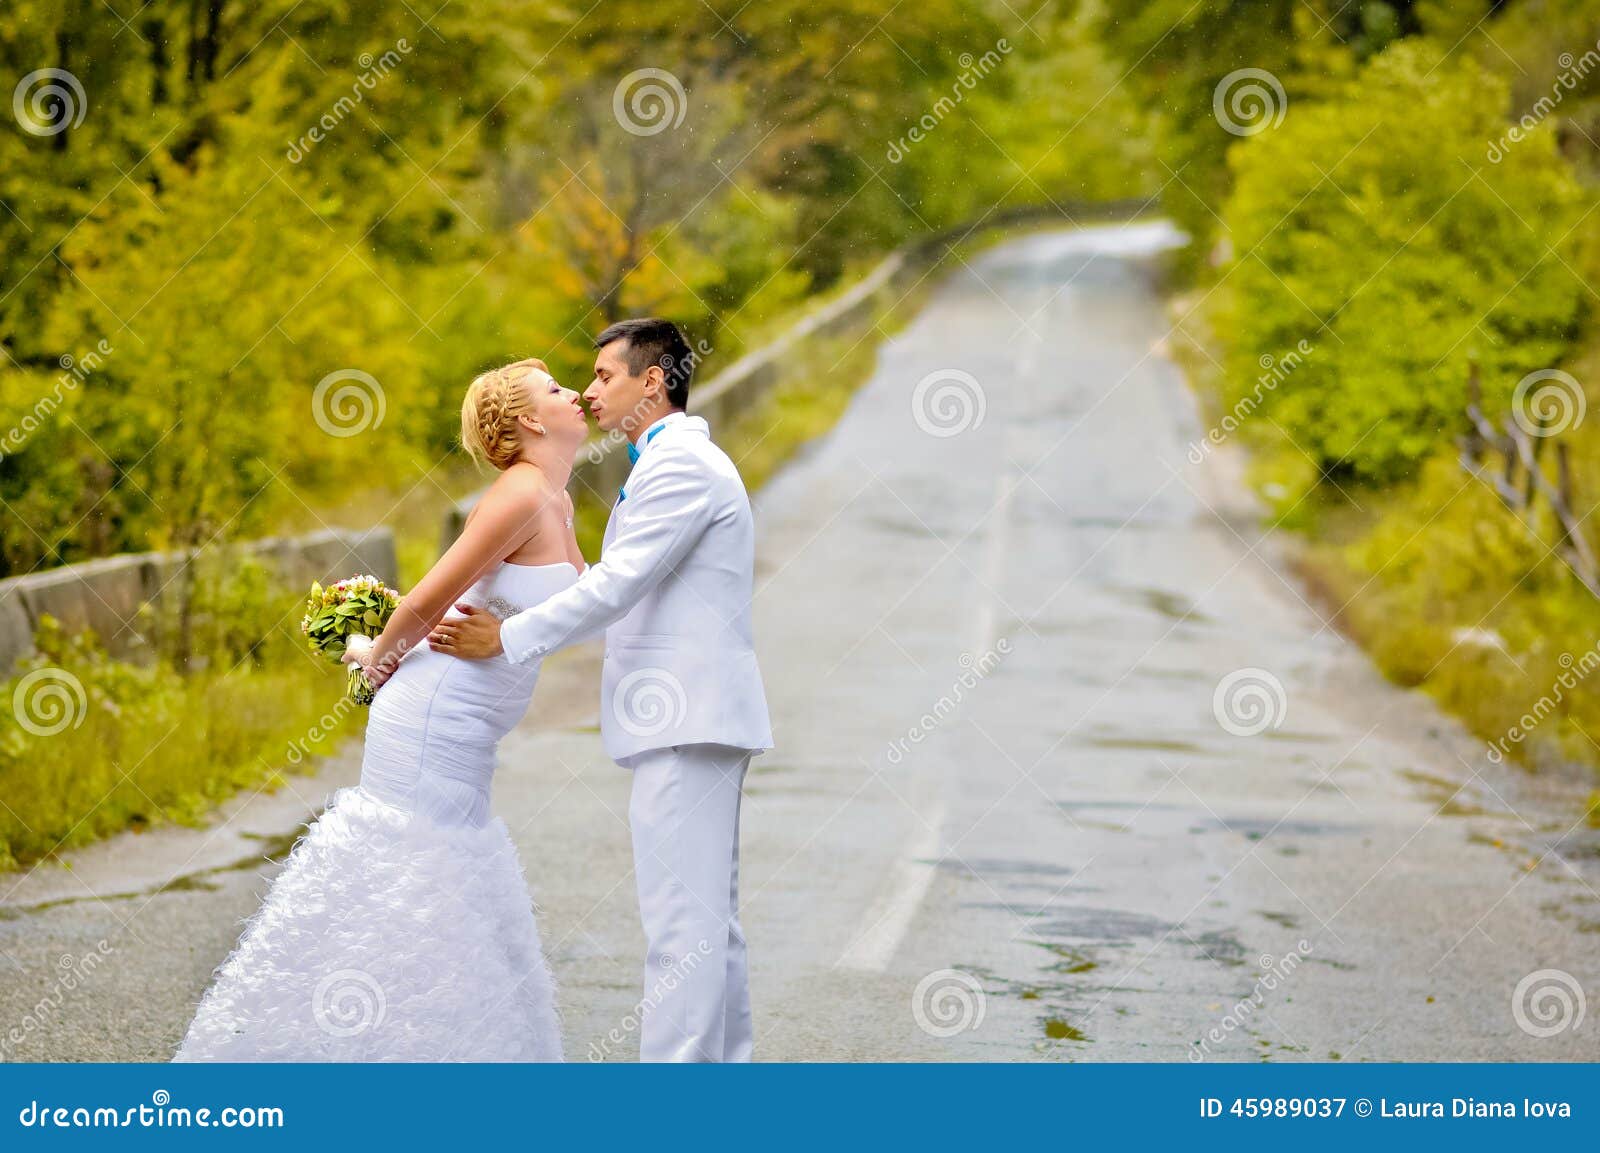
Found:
[460,359,546,470]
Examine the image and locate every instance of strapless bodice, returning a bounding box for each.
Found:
[358,562,579,826]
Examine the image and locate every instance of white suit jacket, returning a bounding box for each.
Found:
[500,413,773,763]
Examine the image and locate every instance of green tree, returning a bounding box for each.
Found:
[1219,42,1588,492]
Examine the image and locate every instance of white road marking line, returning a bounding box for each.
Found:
[834,801,947,972]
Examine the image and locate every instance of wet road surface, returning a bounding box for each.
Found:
[4,222,1599,1061]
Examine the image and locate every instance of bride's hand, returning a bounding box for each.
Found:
[340,634,375,669]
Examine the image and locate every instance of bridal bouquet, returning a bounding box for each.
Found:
[300,574,400,705]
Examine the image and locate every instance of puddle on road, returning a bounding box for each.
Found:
[1044,1017,1089,1041]
[1398,768,1509,818]
[1133,665,1209,684]
[1208,817,1360,841]
[1124,587,1213,624]
[1185,927,1250,967]
[938,857,1078,881]
[1058,799,1187,812]
[1258,729,1345,745]
[1034,907,1173,942]
[1038,941,1099,974]
[1068,515,1166,531]
[961,957,1097,1047]
[1081,735,1212,755]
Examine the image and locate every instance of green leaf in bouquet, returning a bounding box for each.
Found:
[362,610,381,627]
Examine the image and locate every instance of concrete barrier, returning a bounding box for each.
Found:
[0,526,398,673]
[440,200,1151,548]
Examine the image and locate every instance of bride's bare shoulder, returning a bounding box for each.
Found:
[483,462,557,507]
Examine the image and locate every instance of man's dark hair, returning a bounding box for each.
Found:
[595,318,694,409]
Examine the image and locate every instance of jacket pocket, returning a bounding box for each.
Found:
[612,633,677,651]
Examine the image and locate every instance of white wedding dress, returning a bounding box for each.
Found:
[175,561,578,1062]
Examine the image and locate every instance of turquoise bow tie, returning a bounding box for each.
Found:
[619,422,667,502]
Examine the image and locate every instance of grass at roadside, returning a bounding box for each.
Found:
[0,616,346,870]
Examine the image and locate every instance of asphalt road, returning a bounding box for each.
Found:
[4,222,1599,1062]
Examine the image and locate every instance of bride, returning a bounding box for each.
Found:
[175,358,588,1062]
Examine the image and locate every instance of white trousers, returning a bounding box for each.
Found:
[626,743,753,1062]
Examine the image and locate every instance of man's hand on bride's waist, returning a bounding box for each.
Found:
[429,603,506,660]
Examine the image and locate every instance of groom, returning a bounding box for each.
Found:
[429,318,772,1062]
